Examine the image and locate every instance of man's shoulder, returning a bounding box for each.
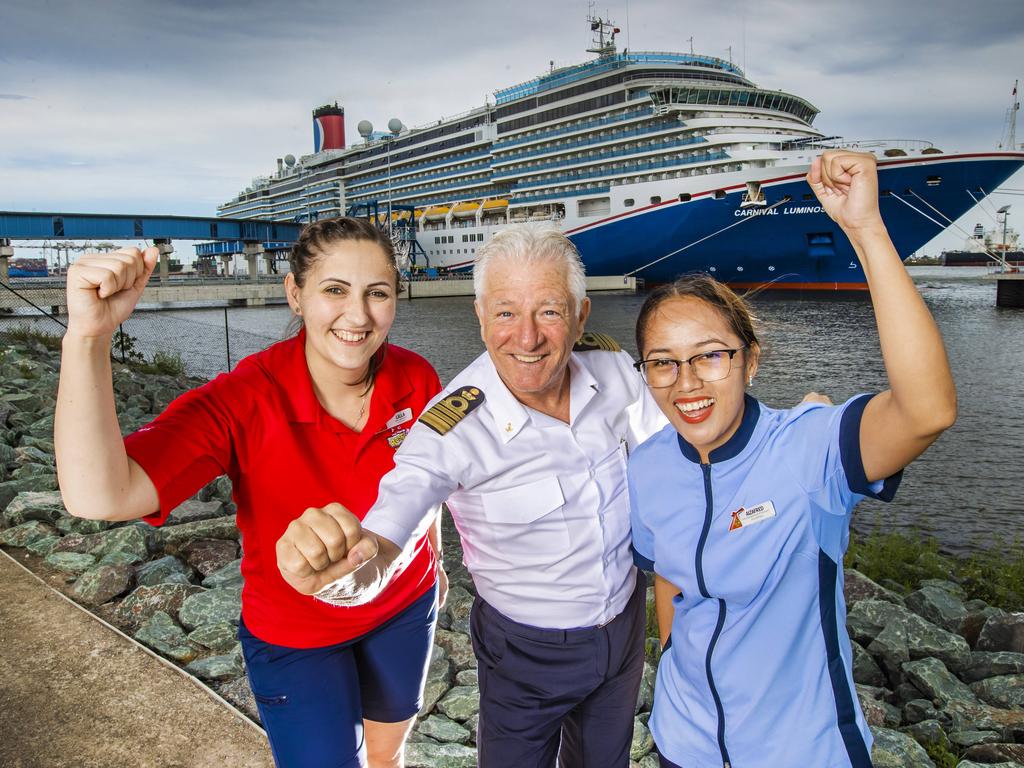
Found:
[416,352,493,437]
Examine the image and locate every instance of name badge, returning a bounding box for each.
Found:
[728,500,776,532]
[386,408,413,430]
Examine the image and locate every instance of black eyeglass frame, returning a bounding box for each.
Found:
[633,346,747,387]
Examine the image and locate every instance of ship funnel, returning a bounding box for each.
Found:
[313,103,346,152]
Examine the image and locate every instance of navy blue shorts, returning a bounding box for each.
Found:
[238,585,437,768]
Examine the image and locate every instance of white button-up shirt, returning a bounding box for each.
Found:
[363,346,666,629]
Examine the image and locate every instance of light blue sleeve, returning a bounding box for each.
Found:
[627,453,657,571]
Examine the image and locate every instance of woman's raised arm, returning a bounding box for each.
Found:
[807,151,957,482]
[55,247,161,520]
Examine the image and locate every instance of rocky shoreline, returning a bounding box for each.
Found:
[2,336,1024,767]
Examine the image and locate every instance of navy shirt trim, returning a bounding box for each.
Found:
[676,393,760,464]
[838,394,903,501]
[631,543,655,572]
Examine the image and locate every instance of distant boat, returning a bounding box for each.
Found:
[8,258,48,278]
[942,222,1023,267]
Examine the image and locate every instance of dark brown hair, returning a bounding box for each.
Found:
[635,273,759,358]
[288,216,400,390]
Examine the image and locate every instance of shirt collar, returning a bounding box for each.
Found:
[676,393,761,464]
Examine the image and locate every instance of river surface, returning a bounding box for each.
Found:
[11,267,1021,554]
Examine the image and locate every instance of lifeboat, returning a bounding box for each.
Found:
[422,205,451,222]
[452,202,481,218]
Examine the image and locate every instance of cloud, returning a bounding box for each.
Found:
[0,94,30,100]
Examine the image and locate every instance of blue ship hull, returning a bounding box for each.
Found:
[567,153,1024,289]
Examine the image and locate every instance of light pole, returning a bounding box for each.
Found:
[385,118,403,237]
[998,205,1012,272]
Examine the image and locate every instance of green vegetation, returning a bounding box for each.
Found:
[2,323,63,350]
[845,527,1024,612]
[136,350,187,376]
[923,740,960,768]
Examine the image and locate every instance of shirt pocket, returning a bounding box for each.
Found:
[480,476,570,560]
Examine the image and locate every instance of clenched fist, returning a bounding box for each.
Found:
[66,247,158,338]
[276,503,382,596]
[806,150,884,235]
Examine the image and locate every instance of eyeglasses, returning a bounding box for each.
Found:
[633,347,746,388]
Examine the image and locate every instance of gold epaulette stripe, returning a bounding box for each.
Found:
[420,386,485,435]
[574,332,621,352]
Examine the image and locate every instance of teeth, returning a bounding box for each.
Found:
[676,398,715,413]
[513,354,543,363]
[333,330,368,342]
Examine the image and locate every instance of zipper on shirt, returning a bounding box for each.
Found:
[696,462,731,768]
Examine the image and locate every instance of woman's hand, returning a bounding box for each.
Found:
[807,151,885,237]
[436,563,449,610]
[66,247,158,339]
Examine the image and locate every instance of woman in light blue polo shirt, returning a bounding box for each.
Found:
[628,150,956,768]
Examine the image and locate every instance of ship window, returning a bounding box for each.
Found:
[806,232,834,245]
[927,176,941,186]
[650,196,662,205]
[714,190,726,200]
[880,190,892,196]
[678,193,691,202]
[624,198,635,207]
[802,194,815,201]
[462,235,468,242]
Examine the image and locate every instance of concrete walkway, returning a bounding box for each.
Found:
[0,550,274,768]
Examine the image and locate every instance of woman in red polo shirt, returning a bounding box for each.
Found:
[54,218,444,768]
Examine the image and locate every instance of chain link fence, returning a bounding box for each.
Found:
[0,279,289,379]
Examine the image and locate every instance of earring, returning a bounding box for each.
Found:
[748,376,753,387]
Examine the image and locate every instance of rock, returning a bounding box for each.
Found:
[955,762,1024,768]
[895,682,927,704]
[185,647,244,681]
[630,718,654,761]
[54,515,112,535]
[960,652,1024,684]
[455,669,478,687]
[166,499,224,525]
[218,676,259,722]
[853,640,889,688]
[0,519,57,547]
[3,490,65,526]
[435,685,479,722]
[847,599,971,673]
[950,730,1003,748]
[638,754,660,768]
[857,685,889,728]
[0,477,58,516]
[416,715,472,744]
[178,587,242,630]
[977,614,1024,654]
[420,645,453,717]
[435,628,476,671]
[962,606,1006,649]
[404,742,477,768]
[869,726,935,768]
[464,714,478,744]
[904,699,941,725]
[846,569,905,606]
[901,719,950,751]
[902,658,979,707]
[26,534,59,556]
[179,538,239,576]
[135,555,195,587]
[869,621,911,686]
[920,579,966,599]
[14,445,53,466]
[445,586,474,634]
[157,515,239,548]
[906,584,969,633]
[187,622,238,652]
[971,675,1024,710]
[134,611,200,663]
[115,583,206,630]
[52,525,149,564]
[44,551,96,574]
[201,559,243,589]
[962,743,1024,763]
[636,662,656,715]
[72,563,133,605]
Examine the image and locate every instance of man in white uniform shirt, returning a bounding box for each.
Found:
[277,224,666,767]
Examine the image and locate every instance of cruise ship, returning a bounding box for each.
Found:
[218,17,1024,290]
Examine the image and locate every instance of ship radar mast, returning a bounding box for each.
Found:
[586,8,619,58]
[999,80,1020,150]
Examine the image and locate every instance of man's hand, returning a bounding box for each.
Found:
[276,503,381,595]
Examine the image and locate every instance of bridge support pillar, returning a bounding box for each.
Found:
[155,238,173,284]
[219,254,233,277]
[243,241,264,281]
[263,253,276,275]
[0,239,11,283]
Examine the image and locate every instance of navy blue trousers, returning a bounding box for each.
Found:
[470,573,647,768]
[238,585,437,768]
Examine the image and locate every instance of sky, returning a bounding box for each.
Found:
[2,0,1023,259]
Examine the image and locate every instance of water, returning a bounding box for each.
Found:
[15,267,1021,554]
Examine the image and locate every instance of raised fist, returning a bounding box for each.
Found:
[806,150,884,235]
[65,247,158,338]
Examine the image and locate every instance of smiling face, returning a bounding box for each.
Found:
[474,257,590,414]
[641,296,759,462]
[285,238,397,388]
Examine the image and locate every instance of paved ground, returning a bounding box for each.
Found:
[0,550,274,768]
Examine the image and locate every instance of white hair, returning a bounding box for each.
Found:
[472,222,587,309]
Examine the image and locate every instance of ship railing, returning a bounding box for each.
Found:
[492,107,655,151]
[346,149,493,188]
[348,162,493,196]
[782,137,936,152]
[403,105,492,135]
[348,175,500,205]
[493,121,693,166]
[494,136,710,179]
[512,186,611,205]
[509,151,729,191]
